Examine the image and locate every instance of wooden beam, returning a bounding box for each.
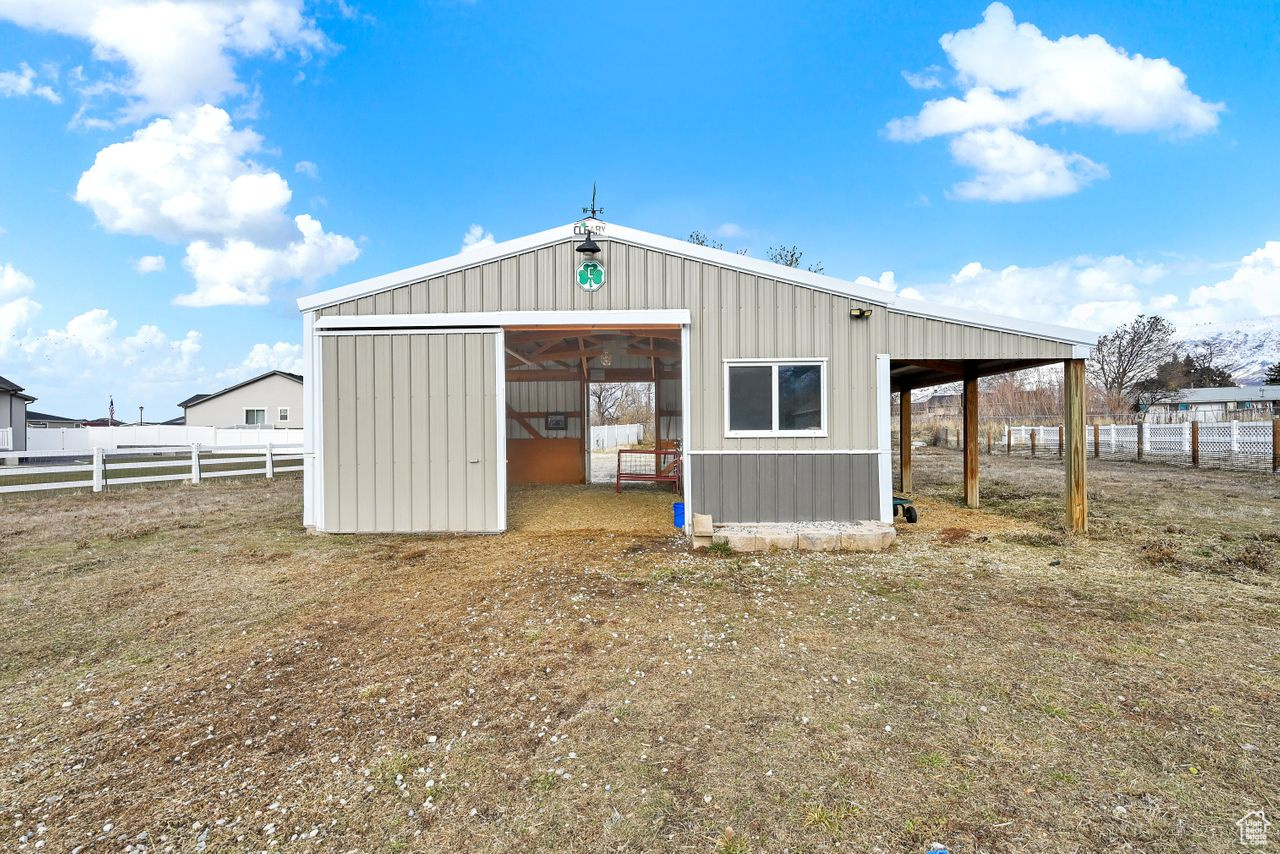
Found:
[899,388,912,493]
[506,405,543,439]
[963,372,979,507]
[1064,359,1088,534]
[505,347,538,368]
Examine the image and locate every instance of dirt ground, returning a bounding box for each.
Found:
[1,451,1277,852]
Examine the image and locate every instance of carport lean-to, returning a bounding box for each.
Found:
[297,218,1096,536]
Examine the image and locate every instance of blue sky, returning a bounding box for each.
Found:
[1,0,1277,418]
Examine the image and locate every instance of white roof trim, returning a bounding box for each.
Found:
[297,220,1096,348]
[314,309,692,330]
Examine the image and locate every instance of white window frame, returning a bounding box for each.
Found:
[278,406,290,422]
[723,358,828,438]
[244,407,266,426]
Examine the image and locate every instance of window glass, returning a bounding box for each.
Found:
[778,364,822,430]
[728,365,772,431]
[245,409,265,425]
[278,408,289,421]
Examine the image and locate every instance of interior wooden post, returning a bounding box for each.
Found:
[1064,359,1088,533]
[963,371,979,508]
[899,388,912,493]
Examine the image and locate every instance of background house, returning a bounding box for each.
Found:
[0,374,34,451]
[1138,385,1280,421]
[25,411,87,429]
[180,371,304,428]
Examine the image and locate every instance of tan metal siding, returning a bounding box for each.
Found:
[882,312,1074,361]
[318,237,1074,453]
[321,331,500,533]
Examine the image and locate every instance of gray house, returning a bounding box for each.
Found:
[0,374,34,452]
[180,371,304,428]
[297,219,1096,536]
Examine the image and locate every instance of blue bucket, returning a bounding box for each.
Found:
[672,501,685,530]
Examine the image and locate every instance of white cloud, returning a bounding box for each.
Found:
[294,159,318,178]
[76,104,292,243]
[133,254,166,273]
[897,253,1169,331]
[460,223,495,252]
[714,222,746,239]
[853,271,897,292]
[947,127,1108,202]
[902,65,943,91]
[178,213,358,306]
[889,3,1221,201]
[0,0,330,122]
[1179,241,1280,326]
[74,105,359,305]
[0,61,60,102]
[216,341,303,383]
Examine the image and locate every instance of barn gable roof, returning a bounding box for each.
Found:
[297,220,1096,348]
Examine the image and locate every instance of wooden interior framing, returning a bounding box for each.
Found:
[504,326,682,487]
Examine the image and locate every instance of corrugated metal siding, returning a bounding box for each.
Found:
[506,380,582,439]
[691,453,879,523]
[317,237,1076,454]
[321,331,500,533]
[320,238,882,451]
[882,312,1074,360]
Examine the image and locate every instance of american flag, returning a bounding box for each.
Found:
[108,396,114,424]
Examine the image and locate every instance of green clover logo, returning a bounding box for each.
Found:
[577,261,605,291]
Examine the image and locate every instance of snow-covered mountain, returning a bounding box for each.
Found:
[1176,315,1280,385]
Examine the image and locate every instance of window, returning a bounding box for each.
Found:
[725,360,826,437]
[278,407,290,422]
[245,408,266,425]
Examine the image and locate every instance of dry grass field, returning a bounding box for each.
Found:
[2,451,1277,852]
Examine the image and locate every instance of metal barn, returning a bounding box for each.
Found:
[297,219,1096,535]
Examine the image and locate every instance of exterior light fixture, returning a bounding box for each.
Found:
[850,307,874,319]
[575,233,601,259]
[599,349,613,367]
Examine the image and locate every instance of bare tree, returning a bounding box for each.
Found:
[688,230,749,255]
[589,383,624,423]
[767,244,824,273]
[1087,315,1176,395]
[589,383,653,425]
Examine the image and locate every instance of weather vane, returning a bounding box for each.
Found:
[582,183,604,219]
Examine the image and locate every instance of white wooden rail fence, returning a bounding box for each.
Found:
[0,443,302,495]
[589,422,645,450]
[1003,421,1278,473]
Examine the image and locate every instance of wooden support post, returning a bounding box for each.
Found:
[1274,419,1280,473]
[1064,359,1088,534]
[1137,421,1145,460]
[1006,425,1012,454]
[900,388,912,493]
[986,432,992,454]
[1093,423,1100,459]
[963,372,979,508]
[1191,420,1200,468]
[1030,429,1037,457]
[1057,424,1064,459]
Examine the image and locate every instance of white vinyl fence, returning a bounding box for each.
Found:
[0,443,302,496]
[1002,420,1279,473]
[26,425,303,452]
[0,427,11,451]
[590,422,645,450]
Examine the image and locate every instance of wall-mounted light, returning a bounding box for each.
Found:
[849,307,874,320]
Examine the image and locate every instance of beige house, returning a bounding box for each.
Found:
[179,371,304,428]
[296,219,1096,536]
[0,374,34,451]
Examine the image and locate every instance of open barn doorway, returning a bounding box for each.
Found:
[502,324,684,491]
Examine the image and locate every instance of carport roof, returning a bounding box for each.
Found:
[297,220,1097,351]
